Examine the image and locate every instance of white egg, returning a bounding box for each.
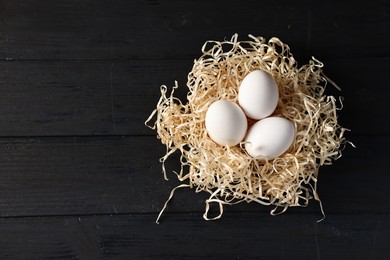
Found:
[245,117,295,159]
[205,100,248,146]
[238,70,279,120]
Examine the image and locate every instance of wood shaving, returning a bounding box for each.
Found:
[145,34,348,223]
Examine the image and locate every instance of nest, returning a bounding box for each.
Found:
[146,34,348,223]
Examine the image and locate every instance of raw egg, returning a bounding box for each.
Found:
[205,100,248,146]
[238,70,279,120]
[245,117,295,159]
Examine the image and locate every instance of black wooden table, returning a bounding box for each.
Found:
[0,0,389,259]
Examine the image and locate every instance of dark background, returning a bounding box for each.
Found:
[0,0,389,259]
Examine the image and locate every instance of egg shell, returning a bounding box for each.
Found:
[205,100,248,147]
[238,70,279,120]
[245,117,295,159]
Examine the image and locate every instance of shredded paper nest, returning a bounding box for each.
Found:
[146,34,348,223]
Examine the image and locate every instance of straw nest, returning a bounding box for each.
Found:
[146,34,348,223]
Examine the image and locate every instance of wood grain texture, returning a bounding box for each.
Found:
[1,0,389,60]
[0,213,389,259]
[0,135,387,217]
[0,60,191,136]
[0,59,388,136]
[0,0,389,259]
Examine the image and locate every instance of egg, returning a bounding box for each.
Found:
[205,100,248,146]
[238,70,279,120]
[244,117,295,159]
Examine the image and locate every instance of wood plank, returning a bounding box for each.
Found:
[0,1,387,258]
[0,0,389,60]
[0,58,388,136]
[0,135,387,218]
[0,60,192,136]
[0,136,170,217]
[310,1,390,59]
[0,213,389,259]
[322,59,390,135]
